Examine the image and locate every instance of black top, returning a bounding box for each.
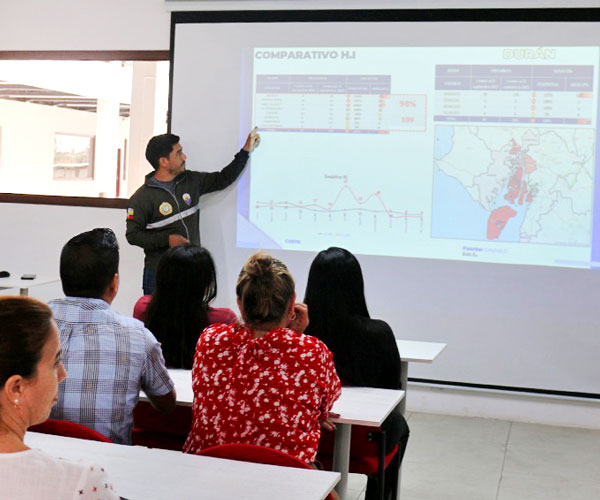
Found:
[307,315,401,390]
[307,315,407,453]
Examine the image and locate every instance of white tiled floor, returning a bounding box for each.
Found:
[345,412,600,500]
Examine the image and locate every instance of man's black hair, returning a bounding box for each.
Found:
[60,228,119,299]
[145,133,180,170]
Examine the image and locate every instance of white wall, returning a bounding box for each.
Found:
[0,0,170,51]
[410,384,600,429]
[0,202,144,316]
[162,0,600,10]
[0,0,598,429]
[0,99,99,196]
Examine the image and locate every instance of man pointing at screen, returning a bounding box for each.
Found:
[126,129,260,294]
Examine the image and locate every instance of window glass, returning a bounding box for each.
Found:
[0,60,168,199]
[53,134,94,180]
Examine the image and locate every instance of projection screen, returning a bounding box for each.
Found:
[170,9,600,397]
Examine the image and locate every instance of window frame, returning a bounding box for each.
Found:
[0,50,168,209]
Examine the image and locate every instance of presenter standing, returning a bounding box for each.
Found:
[126,130,260,294]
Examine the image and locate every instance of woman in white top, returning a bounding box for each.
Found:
[0,296,119,500]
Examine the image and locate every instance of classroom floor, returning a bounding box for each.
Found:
[346,412,600,500]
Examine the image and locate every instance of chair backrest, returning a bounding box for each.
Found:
[198,444,336,500]
[29,418,112,443]
[131,401,192,451]
[319,424,381,457]
[133,401,192,436]
[318,425,399,478]
[198,443,312,469]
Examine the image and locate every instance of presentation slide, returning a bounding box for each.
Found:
[237,46,600,269]
[171,17,600,397]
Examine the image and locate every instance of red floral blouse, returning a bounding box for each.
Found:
[183,322,342,463]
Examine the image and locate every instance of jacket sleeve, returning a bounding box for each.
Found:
[197,149,249,195]
[125,192,171,251]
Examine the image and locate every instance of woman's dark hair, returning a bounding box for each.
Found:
[236,251,295,329]
[0,297,54,389]
[303,247,370,347]
[145,244,217,369]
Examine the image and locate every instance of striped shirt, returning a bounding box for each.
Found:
[49,297,174,444]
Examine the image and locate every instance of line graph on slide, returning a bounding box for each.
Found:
[254,180,424,233]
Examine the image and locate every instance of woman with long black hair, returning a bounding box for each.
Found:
[134,244,236,369]
[304,247,409,500]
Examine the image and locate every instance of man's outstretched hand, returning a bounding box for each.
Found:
[243,127,261,153]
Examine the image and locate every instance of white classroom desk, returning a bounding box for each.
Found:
[25,431,340,500]
[394,339,447,497]
[0,274,59,296]
[329,386,404,499]
[396,339,447,414]
[151,369,404,500]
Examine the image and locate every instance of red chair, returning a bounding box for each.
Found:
[198,443,336,500]
[131,401,192,451]
[29,418,112,443]
[317,425,400,500]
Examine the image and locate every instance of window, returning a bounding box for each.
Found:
[0,53,169,206]
[53,134,95,180]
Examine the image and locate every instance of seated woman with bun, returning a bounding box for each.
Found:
[0,296,119,500]
[134,244,236,369]
[183,251,341,465]
[304,247,410,500]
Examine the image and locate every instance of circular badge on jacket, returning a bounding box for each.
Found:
[159,202,173,216]
[182,193,191,206]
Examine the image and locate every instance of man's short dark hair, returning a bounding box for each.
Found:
[145,133,180,170]
[60,228,119,299]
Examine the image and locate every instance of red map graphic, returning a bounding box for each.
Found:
[487,138,537,240]
[487,206,518,240]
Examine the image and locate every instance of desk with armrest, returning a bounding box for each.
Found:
[25,431,340,500]
[139,339,447,499]
[329,386,404,499]
[396,339,447,414]
[393,339,447,497]
[143,370,403,500]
